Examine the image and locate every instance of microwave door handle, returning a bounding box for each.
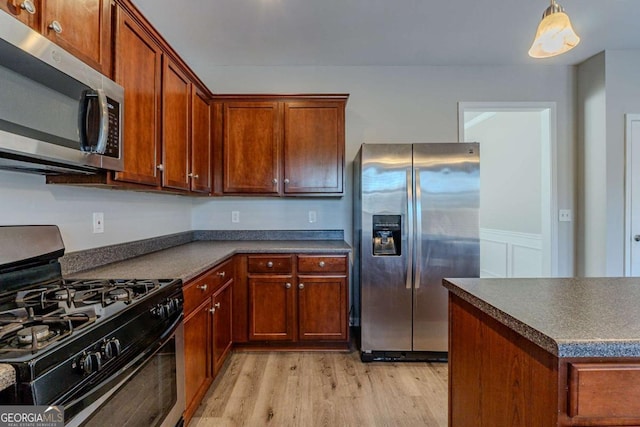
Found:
[94,89,108,154]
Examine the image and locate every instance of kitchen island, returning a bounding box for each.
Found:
[443,277,640,427]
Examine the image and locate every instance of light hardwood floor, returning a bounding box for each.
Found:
[190,351,448,427]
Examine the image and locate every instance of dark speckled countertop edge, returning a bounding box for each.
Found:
[443,279,560,356]
[66,239,351,284]
[61,229,346,276]
[443,278,640,358]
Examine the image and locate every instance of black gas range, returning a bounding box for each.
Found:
[0,225,185,427]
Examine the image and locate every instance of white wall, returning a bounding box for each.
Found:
[464,111,542,234]
[576,50,640,276]
[0,64,576,277]
[0,170,192,252]
[192,64,576,276]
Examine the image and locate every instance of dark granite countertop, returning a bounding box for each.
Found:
[70,240,351,283]
[443,277,640,358]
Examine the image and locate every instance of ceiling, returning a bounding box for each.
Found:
[131,0,640,69]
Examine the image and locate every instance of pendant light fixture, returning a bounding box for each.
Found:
[528,0,580,58]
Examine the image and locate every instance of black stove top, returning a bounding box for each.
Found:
[0,278,175,358]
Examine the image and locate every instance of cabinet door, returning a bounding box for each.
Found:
[162,58,191,191]
[283,101,344,195]
[191,90,212,193]
[223,102,281,194]
[184,298,213,421]
[212,280,233,374]
[248,276,294,341]
[41,0,111,75]
[113,8,162,186]
[297,276,348,341]
[0,0,40,27]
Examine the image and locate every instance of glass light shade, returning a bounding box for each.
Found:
[528,10,580,58]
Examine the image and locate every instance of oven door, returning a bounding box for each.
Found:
[65,318,185,427]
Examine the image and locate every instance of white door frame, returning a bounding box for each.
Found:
[457,101,559,277]
[624,114,640,276]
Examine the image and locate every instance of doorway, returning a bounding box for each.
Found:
[458,102,558,278]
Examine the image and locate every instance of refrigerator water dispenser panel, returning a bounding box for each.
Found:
[372,215,401,256]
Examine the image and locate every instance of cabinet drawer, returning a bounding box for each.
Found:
[183,272,215,315]
[297,255,347,274]
[568,362,640,419]
[184,259,234,314]
[247,255,292,273]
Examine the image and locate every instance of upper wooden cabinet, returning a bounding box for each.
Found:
[213,95,348,197]
[48,2,214,194]
[191,91,213,194]
[0,0,112,76]
[0,0,39,28]
[161,58,191,191]
[222,101,280,194]
[113,7,162,186]
[284,102,344,195]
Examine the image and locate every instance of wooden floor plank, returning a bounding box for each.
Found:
[191,351,448,427]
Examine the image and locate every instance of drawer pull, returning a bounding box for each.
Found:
[266,261,273,268]
[319,261,325,268]
[285,282,291,289]
[209,307,216,314]
[216,271,226,278]
[298,283,305,290]
[197,284,208,292]
[214,302,221,309]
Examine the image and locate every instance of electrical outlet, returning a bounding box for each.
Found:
[559,209,572,222]
[93,212,104,233]
[308,210,317,223]
[231,211,240,223]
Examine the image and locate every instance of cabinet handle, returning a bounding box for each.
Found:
[197,284,208,291]
[188,173,199,179]
[266,261,273,268]
[284,178,290,184]
[20,0,36,14]
[214,302,221,309]
[298,283,304,290]
[285,282,291,289]
[216,271,226,278]
[156,164,164,171]
[48,20,63,34]
[319,261,325,268]
[209,307,216,314]
[272,178,278,185]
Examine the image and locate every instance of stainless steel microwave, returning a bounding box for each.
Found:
[0,11,124,175]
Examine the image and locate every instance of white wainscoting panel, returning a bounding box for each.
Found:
[480,228,543,278]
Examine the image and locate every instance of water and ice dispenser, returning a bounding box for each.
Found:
[372,215,401,256]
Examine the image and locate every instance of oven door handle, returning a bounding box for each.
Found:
[62,313,183,427]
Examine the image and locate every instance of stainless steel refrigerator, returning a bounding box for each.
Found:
[354,143,479,361]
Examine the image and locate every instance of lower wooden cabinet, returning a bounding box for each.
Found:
[242,253,349,347]
[183,258,234,424]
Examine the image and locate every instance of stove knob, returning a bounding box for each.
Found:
[155,303,168,320]
[79,352,102,374]
[102,339,121,359]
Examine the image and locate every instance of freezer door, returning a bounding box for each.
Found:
[359,143,413,352]
[412,143,479,352]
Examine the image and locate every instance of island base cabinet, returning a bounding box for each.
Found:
[448,294,558,427]
[449,294,640,427]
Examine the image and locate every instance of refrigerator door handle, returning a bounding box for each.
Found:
[406,167,413,290]
[414,168,422,289]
